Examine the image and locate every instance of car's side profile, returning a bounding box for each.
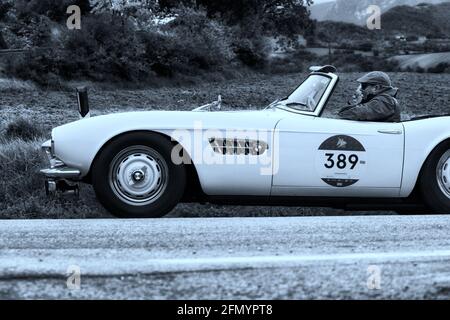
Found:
[41,66,450,217]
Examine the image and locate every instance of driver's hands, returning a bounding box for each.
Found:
[349,89,363,105]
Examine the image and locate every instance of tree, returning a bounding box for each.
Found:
[159,0,193,11]
[0,32,7,49]
[0,1,13,21]
[261,0,314,38]
[157,0,314,38]
[196,0,313,30]
[15,0,91,21]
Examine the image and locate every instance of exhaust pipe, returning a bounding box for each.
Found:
[76,86,90,118]
[45,180,79,197]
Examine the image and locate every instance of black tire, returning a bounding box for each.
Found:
[92,132,186,218]
[419,140,450,214]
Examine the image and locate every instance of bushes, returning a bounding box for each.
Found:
[317,53,400,73]
[2,117,44,142]
[232,38,267,68]
[14,0,90,21]
[141,7,236,77]
[267,50,316,74]
[4,1,285,86]
[6,7,247,85]
[230,18,269,69]
[6,13,150,85]
[428,63,450,73]
[9,1,430,85]
[403,63,450,73]
[62,14,148,82]
[0,2,13,21]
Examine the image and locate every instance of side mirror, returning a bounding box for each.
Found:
[76,87,90,118]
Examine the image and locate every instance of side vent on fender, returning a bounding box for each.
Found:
[209,138,268,156]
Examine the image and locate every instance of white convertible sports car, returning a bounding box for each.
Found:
[40,66,450,217]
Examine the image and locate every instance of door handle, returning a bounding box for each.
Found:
[378,129,402,135]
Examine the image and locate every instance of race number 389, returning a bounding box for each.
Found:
[316,135,367,187]
[324,153,359,169]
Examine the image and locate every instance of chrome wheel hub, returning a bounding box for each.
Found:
[437,150,450,200]
[132,169,145,182]
[109,146,168,206]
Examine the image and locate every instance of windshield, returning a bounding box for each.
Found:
[280,75,331,112]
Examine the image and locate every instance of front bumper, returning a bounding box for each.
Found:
[40,167,81,179]
[40,139,80,196]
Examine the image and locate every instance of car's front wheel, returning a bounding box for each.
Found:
[420,141,450,214]
[92,132,186,218]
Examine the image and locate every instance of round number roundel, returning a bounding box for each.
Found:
[316,135,367,187]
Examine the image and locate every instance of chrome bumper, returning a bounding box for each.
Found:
[40,167,81,179]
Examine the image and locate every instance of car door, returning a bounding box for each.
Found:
[271,116,404,197]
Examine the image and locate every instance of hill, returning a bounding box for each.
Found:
[315,20,377,44]
[310,0,449,25]
[391,52,450,70]
[381,2,450,37]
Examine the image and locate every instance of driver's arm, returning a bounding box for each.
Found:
[338,97,395,121]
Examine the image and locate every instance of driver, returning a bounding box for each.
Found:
[338,71,401,122]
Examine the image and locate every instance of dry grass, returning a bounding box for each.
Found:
[0,136,109,219]
[0,78,37,92]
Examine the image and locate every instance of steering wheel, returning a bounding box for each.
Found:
[307,95,316,110]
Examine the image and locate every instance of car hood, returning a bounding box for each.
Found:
[53,109,289,137]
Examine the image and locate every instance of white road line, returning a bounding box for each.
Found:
[149,250,450,266]
[1,250,450,277]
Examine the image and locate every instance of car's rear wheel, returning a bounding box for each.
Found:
[419,141,450,214]
[92,132,186,218]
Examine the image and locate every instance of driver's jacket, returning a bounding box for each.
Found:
[338,87,401,122]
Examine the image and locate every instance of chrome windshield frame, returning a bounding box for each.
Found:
[274,72,339,117]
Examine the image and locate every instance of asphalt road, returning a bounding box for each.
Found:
[1,215,450,299]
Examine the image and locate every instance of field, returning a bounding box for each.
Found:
[0,72,449,219]
[391,52,450,70]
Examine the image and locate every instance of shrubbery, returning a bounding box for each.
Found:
[318,53,400,73]
[14,0,91,21]
[3,117,44,141]
[428,62,450,73]
[6,13,149,85]
[3,1,319,86]
[6,5,270,86]
[7,0,436,86]
[142,7,236,77]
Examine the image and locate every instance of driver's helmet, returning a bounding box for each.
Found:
[357,71,392,87]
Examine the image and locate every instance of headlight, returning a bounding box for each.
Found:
[42,139,53,160]
[41,139,64,168]
[51,139,55,157]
